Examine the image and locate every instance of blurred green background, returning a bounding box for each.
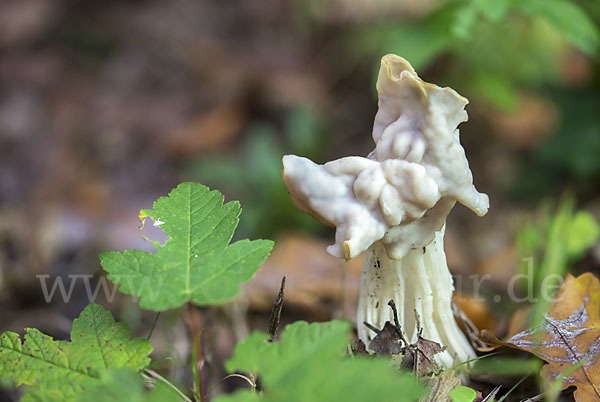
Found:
[0,0,599,399]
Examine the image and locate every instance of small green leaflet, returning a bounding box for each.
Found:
[100,182,274,311]
[0,303,152,401]
[215,321,426,402]
[77,368,180,402]
[449,385,477,402]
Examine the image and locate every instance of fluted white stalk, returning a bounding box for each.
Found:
[357,228,474,367]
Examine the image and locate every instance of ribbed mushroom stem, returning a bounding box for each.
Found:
[357,228,475,368]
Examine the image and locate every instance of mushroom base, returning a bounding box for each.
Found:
[356,229,475,368]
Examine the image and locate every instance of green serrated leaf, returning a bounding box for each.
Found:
[100,182,274,311]
[217,321,426,402]
[450,385,477,402]
[76,368,180,402]
[521,0,600,55]
[0,303,152,401]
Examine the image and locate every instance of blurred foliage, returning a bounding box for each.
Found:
[187,0,600,238]
[188,106,325,240]
[515,196,600,302]
[510,89,600,199]
[470,357,542,376]
[344,0,598,112]
[296,0,600,204]
[51,20,116,62]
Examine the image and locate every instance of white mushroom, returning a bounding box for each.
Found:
[282,54,489,367]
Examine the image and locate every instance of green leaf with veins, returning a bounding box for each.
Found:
[100,182,273,311]
[0,303,152,402]
[215,321,426,402]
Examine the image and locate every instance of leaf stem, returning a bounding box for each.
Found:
[449,351,501,370]
[144,368,192,402]
[146,312,161,341]
[497,375,528,402]
[205,373,256,398]
[192,328,206,402]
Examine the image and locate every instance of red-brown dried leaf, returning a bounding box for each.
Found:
[480,273,600,401]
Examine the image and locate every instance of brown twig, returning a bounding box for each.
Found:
[388,300,409,346]
[363,321,381,335]
[268,276,286,341]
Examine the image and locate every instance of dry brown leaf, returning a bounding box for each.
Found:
[505,306,534,338]
[484,93,557,149]
[480,273,600,401]
[368,322,404,356]
[454,292,496,332]
[163,105,244,157]
[401,333,445,376]
[364,303,445,376]
[452,298,496,353]
[242,234,363,319]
